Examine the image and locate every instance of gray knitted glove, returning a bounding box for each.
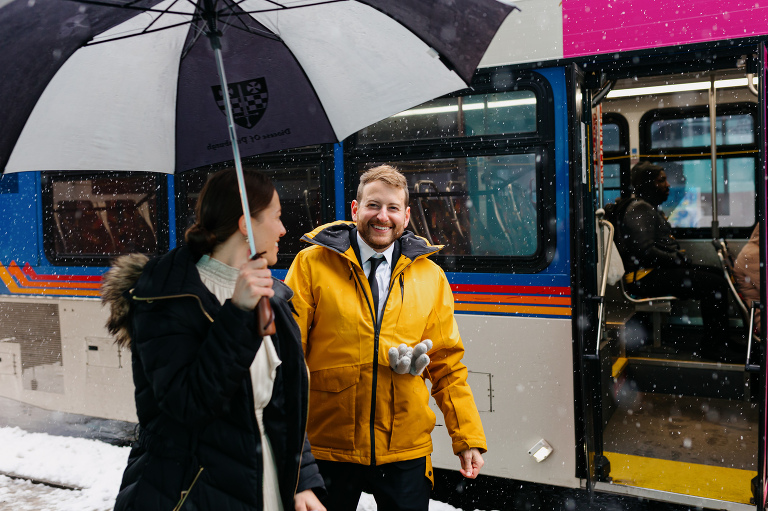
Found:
[409,339,432,376]
[388,340,433,376]
[388,344,412,374]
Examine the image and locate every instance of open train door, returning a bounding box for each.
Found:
[578,45,768,510]
[567,62,611,495]
[756,42,768,511]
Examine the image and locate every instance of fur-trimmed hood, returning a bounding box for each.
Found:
[101,253,149,349]
[102,248,294,350]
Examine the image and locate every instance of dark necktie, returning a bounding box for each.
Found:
[368,256,384,320]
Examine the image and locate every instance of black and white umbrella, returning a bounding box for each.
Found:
[1,0,516,254]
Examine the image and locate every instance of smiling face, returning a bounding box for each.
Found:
[351,180,410,252]
[250,190,286,265]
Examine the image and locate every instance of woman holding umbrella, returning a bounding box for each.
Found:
[102,168,325,511]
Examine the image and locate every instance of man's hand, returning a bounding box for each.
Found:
[457,448,484,479]
[388,340,433,376]
[388,344,412,374]
[409,339,432,375]
[293,489,325,511]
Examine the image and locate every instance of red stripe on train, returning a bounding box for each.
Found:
[22,263,102,282]
[450,284,571,296]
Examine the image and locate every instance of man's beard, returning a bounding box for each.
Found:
[359,222,403,250]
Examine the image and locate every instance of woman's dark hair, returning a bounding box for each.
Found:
[185,168,275,256]
[630,161,664,199]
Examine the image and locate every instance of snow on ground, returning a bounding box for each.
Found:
[0,427,468,511]
[0,427,126,510]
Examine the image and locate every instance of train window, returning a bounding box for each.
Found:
[356,90,538,144]
[640,104,758,232]
[602,124,622,152]
[650,114,754,148]
[42,173,167,266]
[661,157,755,228]
[365,153,539,258]
[347,71,555,273]
[600,113,630,207]
[176,148,333,267]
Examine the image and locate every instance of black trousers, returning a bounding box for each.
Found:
[627,264,730,346]
[316,458,431,511]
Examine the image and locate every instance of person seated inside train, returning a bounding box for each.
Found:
[614,161,735,362]
[734,223,761,333]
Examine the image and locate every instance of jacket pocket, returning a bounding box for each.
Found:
[389,373,434,452]
[308,366,360,450]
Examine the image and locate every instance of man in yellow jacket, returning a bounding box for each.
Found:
[285,165,487,511]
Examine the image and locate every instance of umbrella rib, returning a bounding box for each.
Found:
[140,0,188,35]
[215,15,282,41]
[83,19,197,45]
[181,21,207,59]
[236,0,347,14]
[216,0,258,37]
[65,0,193,16]
[210,0,283,41]
[225,0,288,11]
[219,0,347,15]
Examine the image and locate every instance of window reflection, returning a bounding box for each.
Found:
[357,90,537,144]
[602,123,622,153]
[45,174,162,260]
[639,106,758,230]
[651,114,754,148]
[360,154,538,257]
[177,164,323,257]
[598,114,630,208]
[659,158,756,228]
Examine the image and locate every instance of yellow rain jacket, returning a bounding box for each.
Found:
[285,221,487,467]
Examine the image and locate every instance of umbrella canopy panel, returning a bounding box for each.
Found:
[1,0,515,174]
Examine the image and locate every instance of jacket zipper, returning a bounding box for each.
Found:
[131,292,214,322]
[293,360,311,497]
[352,261,412,466]
[172,466,204,511]
[133,292,211,510]
[139,292,308,503]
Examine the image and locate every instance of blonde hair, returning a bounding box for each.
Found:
[356,165,409,205]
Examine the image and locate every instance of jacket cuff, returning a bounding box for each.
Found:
[452,438,488,455]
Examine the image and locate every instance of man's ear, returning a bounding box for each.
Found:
[351,200,359,222]
[403,206,411,228]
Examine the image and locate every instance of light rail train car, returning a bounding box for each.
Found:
[3,1,768,510]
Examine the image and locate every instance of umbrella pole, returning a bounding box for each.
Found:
[206,19,276,336]
[206,23,258,258]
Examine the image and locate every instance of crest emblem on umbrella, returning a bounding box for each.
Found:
[212,78,268,130]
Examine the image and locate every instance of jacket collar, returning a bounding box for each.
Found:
[132,246,209,299]
[272,278,294,302]
[133,245,293,303]
[300,221,441,269]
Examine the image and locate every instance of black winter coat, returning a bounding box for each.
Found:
[105,246,323,511]
[618,198,688,272]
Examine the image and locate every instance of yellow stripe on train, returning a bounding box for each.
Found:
[0,264,101,297]
[455,302,571,316]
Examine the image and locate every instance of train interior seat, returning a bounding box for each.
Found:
[55,200,115,256]
[409,180,470,254]
[105,199,156,254]
[596,213,677,350]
